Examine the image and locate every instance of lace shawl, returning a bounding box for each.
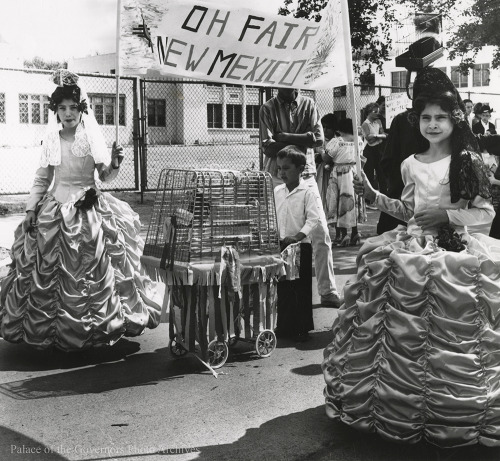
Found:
[40,111,110,168]
[449,150,491,203]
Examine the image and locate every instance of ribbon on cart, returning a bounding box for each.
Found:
[280,243,301,280]
[218,245,242,300]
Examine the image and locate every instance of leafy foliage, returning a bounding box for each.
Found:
[447,0,500,71]
[23,56,68,70]
[278,0,460,73]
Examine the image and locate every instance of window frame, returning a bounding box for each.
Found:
[88,93,126,126]
[207,103,223,129]
[147,98,166,127]
[19,93,50,124]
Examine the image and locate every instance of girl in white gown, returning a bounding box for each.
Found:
[322,80,500,447]
[0,70,160,350]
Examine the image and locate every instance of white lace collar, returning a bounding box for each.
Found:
[40,115,110,167]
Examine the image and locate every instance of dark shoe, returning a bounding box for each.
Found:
[294,332,310,342]
[321,294,342,308]
[339,234,351,247]
[350,232,362,246]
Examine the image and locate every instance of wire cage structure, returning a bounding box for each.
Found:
[143,169,280,266]
[141,168,284,373]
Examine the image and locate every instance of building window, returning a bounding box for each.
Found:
[391,71,407,92]
[226,104,242,128]
[0,93,5,123]
[334,86,347,97]
[19,94,50,124]
[473,63,490,87]
[246,105,259,129]
[147,99,166,127]
[207,103,222,128]
[359,70,375,95]
[88,94,125,126]
[451,67,468,88]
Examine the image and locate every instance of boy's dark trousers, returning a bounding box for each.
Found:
[277,242,313,336]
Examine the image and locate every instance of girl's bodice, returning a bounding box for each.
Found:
[50,138,97,203]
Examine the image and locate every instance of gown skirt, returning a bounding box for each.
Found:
[0,191,161,351]
[322,226,500,447]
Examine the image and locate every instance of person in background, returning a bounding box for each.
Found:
[274,146,319,342]
[322,118,366,246]
[259,88,341,308]
[472,102,484,126]
[463,98,474,126]
[472,103,497,135]
[361,102,387,200]
[316,113,339,214]
[376,95,387,131]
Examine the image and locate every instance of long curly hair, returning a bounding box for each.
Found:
[407,91,490,203]
[48,85,88,114]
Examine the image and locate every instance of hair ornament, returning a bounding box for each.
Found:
[51,69,80,87]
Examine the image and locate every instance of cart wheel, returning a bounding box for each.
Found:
[169,339,188,357]
[255,330,276,358]
[207,340,229,369]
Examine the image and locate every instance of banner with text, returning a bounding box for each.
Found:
[120,0,348,89]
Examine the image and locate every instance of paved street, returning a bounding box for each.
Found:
[0,200,498,461]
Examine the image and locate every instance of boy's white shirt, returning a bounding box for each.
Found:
[274,179,320,242]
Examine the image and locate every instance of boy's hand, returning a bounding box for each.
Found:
[282,236,298,246]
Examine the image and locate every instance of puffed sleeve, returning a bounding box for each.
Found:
[447,195,494,227]
[26,166,54,212]
[374,159,415,222]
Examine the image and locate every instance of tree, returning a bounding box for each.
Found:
[23,56,67,70]
[278,0,458,73]
[447,0,500,71]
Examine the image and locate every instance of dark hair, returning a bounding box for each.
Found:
[364,102,379,118]
[408,91,490,203]
[463,99,473,105]
[376,96,385,105]
[277,145,307,168]
[337,118,353,134]
[48,85,88,114]
[321,113,338,131]
[473,102,483,115]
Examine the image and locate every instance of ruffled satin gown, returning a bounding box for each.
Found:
[322,154,500,447]
[0,138,161,350]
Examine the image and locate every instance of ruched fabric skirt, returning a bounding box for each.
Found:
[0,192,161,351]
[322,226,500,447]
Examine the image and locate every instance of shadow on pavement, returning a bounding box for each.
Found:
[193,405,500,461]
[0,339,141,372]
[0,346,209,400]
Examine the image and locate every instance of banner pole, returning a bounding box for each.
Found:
[340,0,362,177]
[115,0,122,145]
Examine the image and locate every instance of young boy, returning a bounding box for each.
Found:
[274,145,320,342]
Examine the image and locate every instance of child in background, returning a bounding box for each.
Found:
[316,113,338,213]
[322,118,366,246]
[274,145,320,342]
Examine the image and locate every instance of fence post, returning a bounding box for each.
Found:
[132,77,140,194]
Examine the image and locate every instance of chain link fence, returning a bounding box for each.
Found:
[3,68,498,197]
[0,68,138,194]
